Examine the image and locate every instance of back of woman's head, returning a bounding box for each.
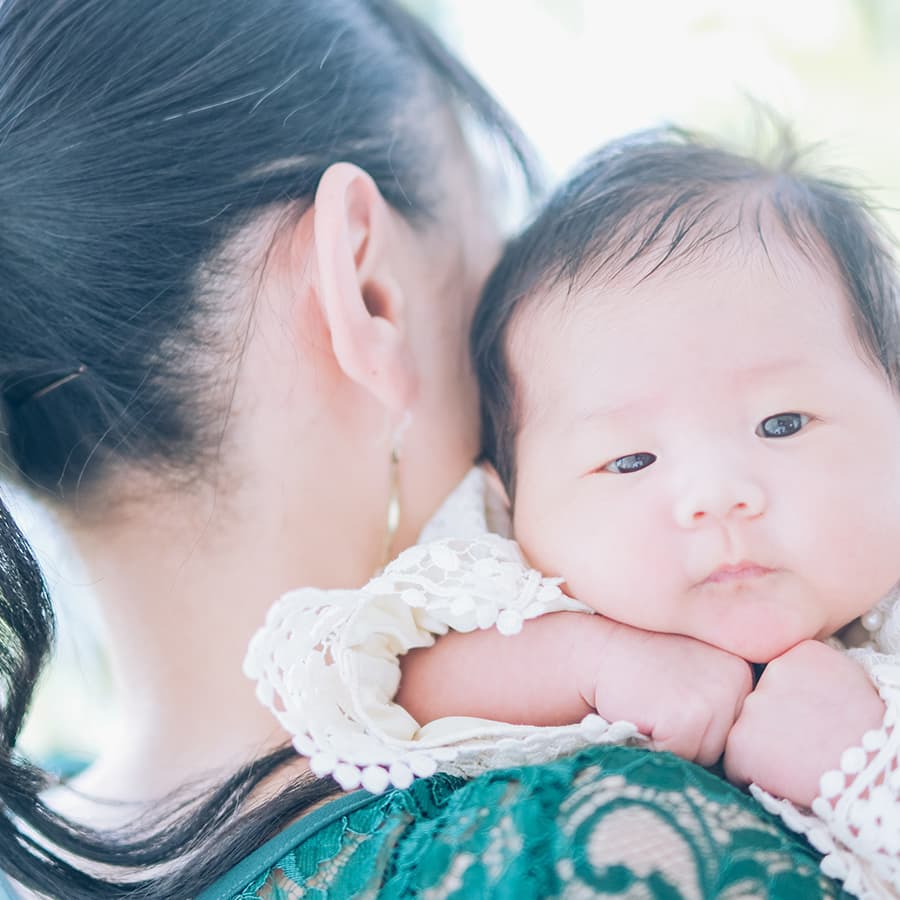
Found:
[0,2,536,895]
[0,0,532,499]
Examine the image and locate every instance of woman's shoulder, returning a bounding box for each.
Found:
[200,746,848,899]
[196,775,462,900]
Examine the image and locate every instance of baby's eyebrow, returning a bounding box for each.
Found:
[573,397,655,426]
[737,358,812,380]
[569,358,815,427]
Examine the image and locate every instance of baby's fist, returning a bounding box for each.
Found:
[586,625,753,766]
[723,640,886,807]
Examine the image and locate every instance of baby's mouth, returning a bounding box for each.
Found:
[698,561,775,586]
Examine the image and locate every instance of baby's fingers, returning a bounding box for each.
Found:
[652,670,749,766]
[693,666,753,766]
[651,699,726,766]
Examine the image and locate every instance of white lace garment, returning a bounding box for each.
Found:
[244,468,900,899]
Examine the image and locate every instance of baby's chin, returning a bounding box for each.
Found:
[720,635,803,665]
[691,612,817,664]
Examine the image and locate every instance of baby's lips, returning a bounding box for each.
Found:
[693,559,776,588]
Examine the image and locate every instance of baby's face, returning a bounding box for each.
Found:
[510,236,900,662]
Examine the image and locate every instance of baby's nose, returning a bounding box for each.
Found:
[674,478,765,529]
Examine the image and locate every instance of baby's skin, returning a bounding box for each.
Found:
[398,227,897,807]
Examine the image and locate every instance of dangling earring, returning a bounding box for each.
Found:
[382,411,411,567]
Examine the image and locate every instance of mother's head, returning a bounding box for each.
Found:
[0,2,534,895]
[0,0,533,561]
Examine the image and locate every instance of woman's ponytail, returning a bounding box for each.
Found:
[0,498,98,892]
[0,495,54,749]
[0,498,150,897]
[0,492,56,861]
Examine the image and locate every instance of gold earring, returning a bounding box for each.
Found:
[382,412,411,568]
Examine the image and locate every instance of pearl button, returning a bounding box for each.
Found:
[861,608,884,632]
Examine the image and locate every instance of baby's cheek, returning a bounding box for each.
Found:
[515,484,680,627]
[562,541,679,631]
[807,473,900,618]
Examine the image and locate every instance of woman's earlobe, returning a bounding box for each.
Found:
[311,162,417,412]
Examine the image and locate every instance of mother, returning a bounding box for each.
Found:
[0,1,847,897]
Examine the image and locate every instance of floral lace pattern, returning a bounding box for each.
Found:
[235,747,850,899]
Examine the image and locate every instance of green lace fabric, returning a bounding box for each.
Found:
[202,746,849,899]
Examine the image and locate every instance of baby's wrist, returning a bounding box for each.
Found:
[570,614,623,709]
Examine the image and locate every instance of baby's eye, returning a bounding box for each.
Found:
[756,412,809,438]
[603,452,657,474]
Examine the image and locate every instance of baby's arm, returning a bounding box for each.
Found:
[398,611,754,766]
[398,612,598,726]
[247,533,750,794]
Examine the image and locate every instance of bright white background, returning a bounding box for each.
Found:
[421,0,900,229]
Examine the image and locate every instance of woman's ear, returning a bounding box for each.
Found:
[312,162,417,413]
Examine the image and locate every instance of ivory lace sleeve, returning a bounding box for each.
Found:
[752,595,900,900]
[243,533,642,794]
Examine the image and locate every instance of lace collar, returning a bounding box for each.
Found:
[416,467,510,544]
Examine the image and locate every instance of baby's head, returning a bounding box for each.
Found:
[473,131,900,662]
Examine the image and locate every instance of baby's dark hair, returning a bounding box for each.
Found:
[472,128,900,498]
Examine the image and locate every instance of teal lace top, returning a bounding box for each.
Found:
[198,746,848,899]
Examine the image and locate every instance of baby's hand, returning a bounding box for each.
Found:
[581,623,753,766]
[723,640,886,807]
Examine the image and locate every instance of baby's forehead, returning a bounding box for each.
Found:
[506,222,859,423]
[512,206,842,337]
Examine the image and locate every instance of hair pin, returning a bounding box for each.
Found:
[27,364,88,402]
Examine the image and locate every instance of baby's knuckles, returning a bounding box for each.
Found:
[660,644,752,765]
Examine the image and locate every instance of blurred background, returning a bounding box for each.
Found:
[416,0,900,230]
[18,0,900,766]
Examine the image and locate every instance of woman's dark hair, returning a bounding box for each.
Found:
[0,0,537,895]
[473,129,900,498]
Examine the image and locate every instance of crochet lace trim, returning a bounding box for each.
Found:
[244,532,641,793]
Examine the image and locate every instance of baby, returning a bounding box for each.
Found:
[246,131,900,896]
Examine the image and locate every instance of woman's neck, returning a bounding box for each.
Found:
[44,230,483,820]
[59,433,394,817]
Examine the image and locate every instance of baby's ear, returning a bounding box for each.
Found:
[481,462,511,511]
